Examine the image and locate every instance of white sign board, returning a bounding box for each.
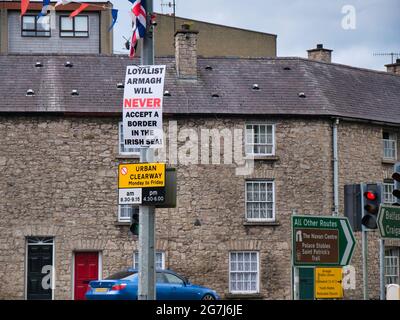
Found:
[122,65,166,149]
[387,284,400,300]
[119,188,142,205]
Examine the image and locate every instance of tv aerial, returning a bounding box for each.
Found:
[373,52,400,64]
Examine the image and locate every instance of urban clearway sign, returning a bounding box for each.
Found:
[292,215,355,267]
[377,204,400,239]
[118,163,166,205]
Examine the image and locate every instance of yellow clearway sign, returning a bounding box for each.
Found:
[119,163,165,188]
[315,267,343,299]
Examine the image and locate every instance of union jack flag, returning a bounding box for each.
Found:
[129,0,147,58]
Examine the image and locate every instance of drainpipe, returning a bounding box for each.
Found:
[333,118,339,216]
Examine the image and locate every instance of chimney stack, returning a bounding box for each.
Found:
[385,59,400,75]
[175,23,199,79]
[307,44,333,63]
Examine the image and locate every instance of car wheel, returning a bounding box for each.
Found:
[202,294,215,300]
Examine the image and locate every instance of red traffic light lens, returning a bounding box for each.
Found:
[364,191,377,201]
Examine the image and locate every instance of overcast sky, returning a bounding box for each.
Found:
[110,0,399,71]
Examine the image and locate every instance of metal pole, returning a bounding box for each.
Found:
[173,0,176,33]
[138,0,156,301]
[360,183,368,300]
[361,229,368,300]
[292,209,299,300]
[380,239,386,300]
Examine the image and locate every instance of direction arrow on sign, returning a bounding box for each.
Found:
[292,215,356,267]
[377,204,400,239]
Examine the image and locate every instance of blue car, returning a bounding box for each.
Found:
[86,269,220,300]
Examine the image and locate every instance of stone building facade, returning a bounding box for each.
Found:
[0,21,400,300]
[0,115,399,299]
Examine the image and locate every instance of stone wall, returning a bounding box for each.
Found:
[0,115,398,300]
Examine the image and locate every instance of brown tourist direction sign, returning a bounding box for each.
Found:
[292,215,355,267]
[294,228,339,264]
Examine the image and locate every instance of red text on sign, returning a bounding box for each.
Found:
[124,98,161,108]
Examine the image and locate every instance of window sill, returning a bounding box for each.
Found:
[382,158,397,165]
[245,155,279,161]
[243,221,280,227]
[225,293,263,300]
[116,154,140,159]
[115,222,130,226]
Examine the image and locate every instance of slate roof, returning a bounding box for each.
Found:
[0,54,399,124]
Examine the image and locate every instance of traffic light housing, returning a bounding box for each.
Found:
[361,183,382,230]
[130,211,139,235]
[392,162,400,206]
[344,183,383,231]
[344,184,363,232]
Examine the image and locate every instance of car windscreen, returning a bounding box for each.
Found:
[105,271,137,280]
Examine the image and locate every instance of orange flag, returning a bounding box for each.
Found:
[69,3,89,18]
[21,0,30,16]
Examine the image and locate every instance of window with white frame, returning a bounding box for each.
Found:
[119,122,140,155]
[245,124,275,156]
[384,181,396,204]
[246,180,275,221]
[385,248,400,285]
[383,131,397,160]
[118,205,138,223]
[229,251,259,294]
[133,251,165,270]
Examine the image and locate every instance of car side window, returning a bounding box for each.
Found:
[156,272,168,284]
[164,273,185,285]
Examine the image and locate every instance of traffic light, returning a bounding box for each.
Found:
[130,211,139,235]
[344,184,362,232]
[392,162,400,206]
[361,183,382,230]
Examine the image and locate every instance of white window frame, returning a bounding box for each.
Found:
[245,180,275,222]
[119,122,140,155]
[245,123,275,156]
[383,132,397,160]
[385,248,400,285]
[229,251,260,294]
[384,181,396,204]
[118,205,137,223]
[133,251,165,270]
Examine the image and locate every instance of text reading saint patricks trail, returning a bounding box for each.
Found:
[123,65,166,149]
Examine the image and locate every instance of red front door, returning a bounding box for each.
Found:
[74,252,99,300]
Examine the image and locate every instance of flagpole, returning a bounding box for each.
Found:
[138,0,156,301]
